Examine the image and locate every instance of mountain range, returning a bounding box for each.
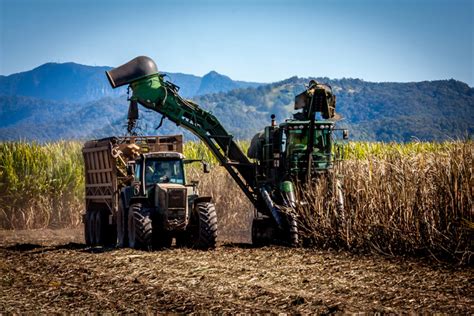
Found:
[0,62,472,142]
[0,62,261,102]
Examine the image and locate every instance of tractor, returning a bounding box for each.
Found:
[83,135,217,249]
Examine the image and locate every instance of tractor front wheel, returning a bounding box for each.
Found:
[189,202,218,249]
[128,203,153,250]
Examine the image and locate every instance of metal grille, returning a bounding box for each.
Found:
[168,189,186,209]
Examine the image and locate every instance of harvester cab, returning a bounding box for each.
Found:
[249,80,347,183]
[282,120,335,177]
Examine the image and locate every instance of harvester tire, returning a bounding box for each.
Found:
[190,202,217,249]
[128,203,152,250]
[287,214,300,247]
[116,200,128,248]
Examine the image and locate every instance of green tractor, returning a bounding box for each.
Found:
[83,136,217,249]
[105,56,347,247]
[122,152,217,249]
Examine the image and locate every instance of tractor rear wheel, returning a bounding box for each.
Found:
[128,203,152,250]
[189,202,218,249]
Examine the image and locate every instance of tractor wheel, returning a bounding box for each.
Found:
[116,201,128,248]
[84,211,94,246]
[128,203,152,250]
[189,202,218,249]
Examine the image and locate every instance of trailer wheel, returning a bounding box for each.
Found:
[94,210,103,246]
[90,210,99,246]
[189,202,217,249]
[128,203,152,250]
[117,201,128,248]
[84,211,94,246]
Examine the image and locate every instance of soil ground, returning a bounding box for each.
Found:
[1,228,473,313]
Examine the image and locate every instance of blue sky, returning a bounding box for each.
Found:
[0,0,472,85]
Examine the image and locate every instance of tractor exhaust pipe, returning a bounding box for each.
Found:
[106,56,159,88]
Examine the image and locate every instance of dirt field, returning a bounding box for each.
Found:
[1,228,472,313]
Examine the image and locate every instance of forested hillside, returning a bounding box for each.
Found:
[194,77,473,141]
[0,63,472,142]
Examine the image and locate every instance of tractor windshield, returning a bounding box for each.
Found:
[144,159,184,185]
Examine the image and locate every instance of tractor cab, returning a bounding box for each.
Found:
[133,152,186,196]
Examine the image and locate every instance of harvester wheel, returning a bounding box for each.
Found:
[189,202,217,249]
[128,203,152,250]
[117,200,128,248]
[287,214,300,247]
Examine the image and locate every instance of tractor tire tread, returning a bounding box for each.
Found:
[194,202,218,249]
[129,204,152,249]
